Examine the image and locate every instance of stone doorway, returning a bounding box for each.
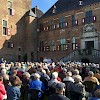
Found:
[85,41,94,49]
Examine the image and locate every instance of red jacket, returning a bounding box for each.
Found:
[0,81,6,100]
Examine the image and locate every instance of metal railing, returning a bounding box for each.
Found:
[60,49,100,62]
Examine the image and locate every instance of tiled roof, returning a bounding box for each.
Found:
[41,0,100,18]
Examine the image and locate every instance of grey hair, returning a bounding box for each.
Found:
[34,73,40,79]
[74,75,82,83]
[52,72,58,79]
[23,72,30,78]
[88,71,94,77]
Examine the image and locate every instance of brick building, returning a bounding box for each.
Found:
[37,0,100,63]
[0,0,43,62]
[1,0,100,63]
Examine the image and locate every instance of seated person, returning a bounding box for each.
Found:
[83,71,99,85]
[67,75,86,100]
[7,76,21,100]
[89,89,100,100]
[48,82,70,100]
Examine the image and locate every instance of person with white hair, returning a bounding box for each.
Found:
[41,69,50,81]
[29,73,44,91]
[67,75,86,100]
[63,71,74,83]
[72,69,82,82]
[48,72,60,88]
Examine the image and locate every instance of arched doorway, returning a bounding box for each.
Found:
[80,24,99,50]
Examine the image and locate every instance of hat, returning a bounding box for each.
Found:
[56,82,65,91]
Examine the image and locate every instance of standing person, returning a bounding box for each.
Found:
[7,76,21,100]
[0,76,7,100]
[21,72,30,100]
[48,82,70,100]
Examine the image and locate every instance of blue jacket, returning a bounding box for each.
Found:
[89,97,100,100]
[29,79,45,91]
[7,86,20,100]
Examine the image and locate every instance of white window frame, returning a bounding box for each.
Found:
[2,19,8,36]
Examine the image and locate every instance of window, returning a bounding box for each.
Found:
[50,20,54,30]
[60,38,67,50]
[46,46,50,51]
[39,41,44,51]
[49,40,56,51]
[85,10,93,24]
[7,42,14,48]
[7,42,11,48]
[2,20,7,35]
[72,15,78,26]
[8,1,12,15]
[72,15,75,27]
[82,18,85,24]
[18,47,21,51]
[39,24,43,32]
[71,37,76,50]
[59,17,65,28]
[50,45,56,51]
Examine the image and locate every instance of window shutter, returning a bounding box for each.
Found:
[46,27,48,30]
[44,47,46,51]
[37,28,39,32]
[67,39,70,43]
[37,48,39,51]
[75,20,78,25]
[82,18,85,24]
[54,25,56,29]
[93,16,96,22]
[57,24,59,28]
[65,22,68,27]
[7,28,11,36]
[11,43,14,48]
[44,27,45,31]
[12,9,15,16]
[66,45,68,50]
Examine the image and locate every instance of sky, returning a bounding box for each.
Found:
[32,0,58,13]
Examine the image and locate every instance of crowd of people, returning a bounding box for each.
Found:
[0,60,100,100]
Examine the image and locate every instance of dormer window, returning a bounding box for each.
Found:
[52,9,56,14]
[52,5,56,14]
[79,0,83,6]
